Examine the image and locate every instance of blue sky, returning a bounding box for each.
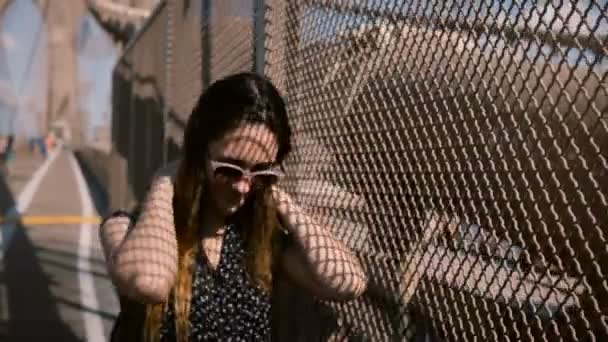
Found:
[0,0,118,139]
[0,0,46,136]
[78,15,120,141]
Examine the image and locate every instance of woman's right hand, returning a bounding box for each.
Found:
[108,174,179,303]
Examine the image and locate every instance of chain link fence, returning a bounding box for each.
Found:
[111,0,607,340]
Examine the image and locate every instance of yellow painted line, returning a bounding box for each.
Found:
[0,215,102,225]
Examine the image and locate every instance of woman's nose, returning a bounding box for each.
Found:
[233,176,252,194]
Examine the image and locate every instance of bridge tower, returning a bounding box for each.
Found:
[0,0,153,146]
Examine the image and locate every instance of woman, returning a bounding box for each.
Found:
[100,72,368,341]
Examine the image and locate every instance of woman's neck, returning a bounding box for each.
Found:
[199,203,226,237]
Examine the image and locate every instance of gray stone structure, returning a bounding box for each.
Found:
[0,0,155,146]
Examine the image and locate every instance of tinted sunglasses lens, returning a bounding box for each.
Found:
[214,166,243,179]
[254,174,279,185]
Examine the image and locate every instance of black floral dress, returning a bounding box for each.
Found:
[160,224,272,341]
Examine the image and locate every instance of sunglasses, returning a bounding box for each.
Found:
[210,160,284,184]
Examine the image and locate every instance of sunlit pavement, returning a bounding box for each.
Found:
[0,146,119,341]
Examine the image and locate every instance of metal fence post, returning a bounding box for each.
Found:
[253,0,266,75]
[163,0,173,166]
[201,0,211,88]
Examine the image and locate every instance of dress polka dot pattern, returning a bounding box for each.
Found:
[160,224,272,341]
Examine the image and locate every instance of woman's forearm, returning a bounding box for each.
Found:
[106,176,178,303]
[278,195,368,299]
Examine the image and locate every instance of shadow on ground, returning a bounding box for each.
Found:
[0,173,82,341]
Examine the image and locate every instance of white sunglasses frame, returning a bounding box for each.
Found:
[209,160,285,181]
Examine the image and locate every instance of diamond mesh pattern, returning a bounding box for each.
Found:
[265,1,607,340]
[112,0,607,340]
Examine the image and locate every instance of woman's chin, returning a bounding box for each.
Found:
[223,199,245,215]
[224,205,240,215]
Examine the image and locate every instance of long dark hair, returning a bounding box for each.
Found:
[143,72,292,342]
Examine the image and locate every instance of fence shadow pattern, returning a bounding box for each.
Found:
[112,0,607,340]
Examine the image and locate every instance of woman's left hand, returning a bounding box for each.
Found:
[271,186,368,300]
[271,186,297,231]
[271,186,292,212]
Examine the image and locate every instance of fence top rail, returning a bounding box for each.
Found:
[116,0,168,67]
